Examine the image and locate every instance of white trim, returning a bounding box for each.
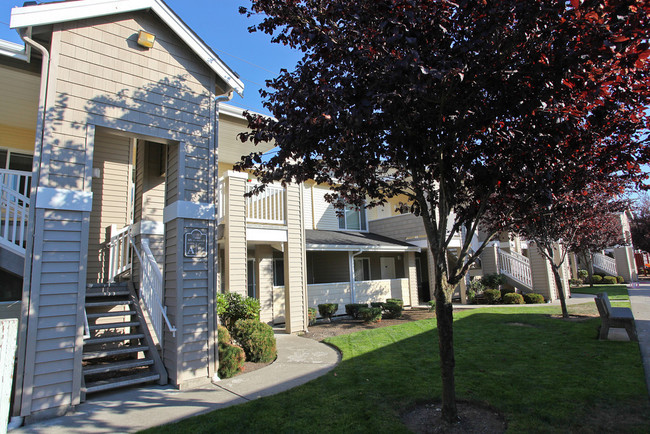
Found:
[164,200,215,222]
[131,220,164,236]
[247,227,288,242]
[34,187,92,211]
[10,0,244,95]
[0,39,29,62]
[224,170,249,179]
[306,243,420,252]
[219,103,270,121]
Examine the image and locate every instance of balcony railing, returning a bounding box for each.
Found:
[0,169,31,256]
[498,249,533,291]
[246,182,286,225]
[593,252,617,276]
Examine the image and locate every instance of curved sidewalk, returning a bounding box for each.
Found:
[14,334,340,433]
[628,281,650,397]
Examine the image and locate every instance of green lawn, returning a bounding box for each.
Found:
[571,284,630,300]
[145,304,649,433]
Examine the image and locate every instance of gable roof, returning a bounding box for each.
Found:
[10,0,244,96]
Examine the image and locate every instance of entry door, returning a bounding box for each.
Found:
[247,258,256,298]
[380,257,396,280]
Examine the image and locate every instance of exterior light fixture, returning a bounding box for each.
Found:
[137,30,155,49]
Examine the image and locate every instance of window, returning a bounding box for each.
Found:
[247,259,256,298]
[273,258,285,287]
[0,149,33,172]
[354,258,371,281]
[338,204,367,231]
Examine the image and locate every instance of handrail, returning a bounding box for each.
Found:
[108,224,131,281]
[83,309,90,340]
[246,182,286,225]
[593,252,617,276]
[128,233,176,342]
[498,249,533,290]
[0,170,30,256]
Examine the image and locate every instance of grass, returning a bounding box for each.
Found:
[145,304,649,433]
[571,284,630,300]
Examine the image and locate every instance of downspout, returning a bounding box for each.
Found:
[211,89,232,382]
[12,29,50,421]
[349,250,364,304]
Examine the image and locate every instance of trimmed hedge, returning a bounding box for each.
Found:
[218,325,231,346]
[591,275,603,284]
[483,288,501,304]
[523,293,545,304]
[386,298,404,307]
[616,276,625,284]
[232,319,277,363]
[358,307,382,323]
[308,307,317,326]
[382,300,403,319]
[318,303,338,320]
[218,343,245,379]
[503,293,524,304]
[370,302,384,309]
[602,276,617,285]
[345,303,367,319]
[500,288,515,298]
[578,269,589,281]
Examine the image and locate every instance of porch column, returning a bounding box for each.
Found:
[528,242,557,301]
[404,251,419,306]
[480,242,499,275]
[614,246,637,282]
[283,183,307,333]
[223,171,248,296]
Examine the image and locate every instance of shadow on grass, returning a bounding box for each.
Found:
[145,308,649,433]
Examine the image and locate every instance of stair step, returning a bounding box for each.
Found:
[83,358,154,376]
[83,345,149,360]
[86,289,130,297]
[84,333,145,345]
[87,283,128,289]
[89,321,140,331]
[85,300,132,308]
[83,372,160,394]
[87,310,136,319]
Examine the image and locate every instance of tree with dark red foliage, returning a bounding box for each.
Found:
[237,0,649,423]
[571,211,626,287]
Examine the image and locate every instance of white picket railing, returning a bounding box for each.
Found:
[246,182,286,225]
[498,249,533,290]
[108,224,132,281]
[593,252,617,276]
[217,180,225,223]
[0,169,31,256]
[131,237,176,344]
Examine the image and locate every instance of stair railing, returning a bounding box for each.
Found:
[83,309,91,340]
[108,224,131,281]
[128,234,176,345]
[498,249,534,290]
[0,169,31,256]
[593,252,617,276]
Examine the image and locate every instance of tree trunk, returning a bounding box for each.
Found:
[434,265,459,424]
[582,252,594,288]
[551,264,569,318]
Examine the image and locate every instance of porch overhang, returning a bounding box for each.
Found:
[305,230,420,253]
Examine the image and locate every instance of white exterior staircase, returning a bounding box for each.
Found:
[593,252,617,276]
[498,249,534,292]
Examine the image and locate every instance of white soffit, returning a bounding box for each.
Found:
[0,39,29,61]
[10,0,244,96]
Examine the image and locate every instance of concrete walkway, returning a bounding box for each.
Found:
[628,281,650,397]
[13,334,339,433]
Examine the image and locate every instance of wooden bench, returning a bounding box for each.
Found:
[594,292,638,342]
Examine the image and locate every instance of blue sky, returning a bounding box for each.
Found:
[0,0,302,116]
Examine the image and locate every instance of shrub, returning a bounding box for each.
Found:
[318,303,338,320]
[616,276,625,284]
[427,300,436,312]
[386,298,404,307]
[358,307,382,323]
[523,293,545,304]
[590,275,603,284]
[218,292,261,332]
[382,300,403,319]
[503,292,524,304]
[217,325,231,346]
[569,278,582,287]
[370,302,384,309]
[482,273,506,289]
[577,269,589,281]
[500,288,515,298]
[308,307,317,326]
[345,303,367,319]
[218,343,245,379]
[483,288,501,304]
[602,276,617,285]
[232,319,277,363]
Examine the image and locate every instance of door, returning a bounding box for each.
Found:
[247,258,256,298]
[380,257,396,280]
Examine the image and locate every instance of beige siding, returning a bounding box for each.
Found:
[87,131,131,283]
[255,245,274,324]
[303,185,313,229]
[0,124,36,152]
[311,186,339,230]
[284,184,306,333]
[368,213,425,242]
[224,175,247,295]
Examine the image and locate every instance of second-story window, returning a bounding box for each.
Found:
[338,204,367,231]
